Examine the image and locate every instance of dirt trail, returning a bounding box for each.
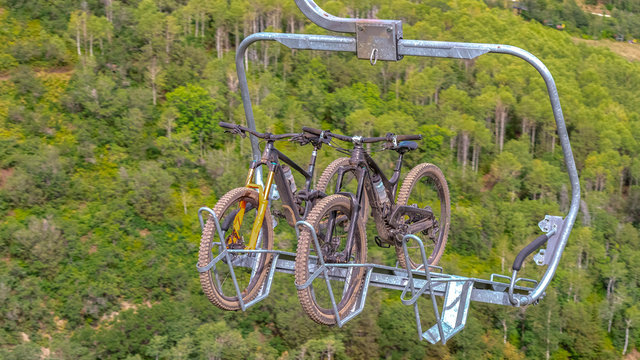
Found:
[572,38,640,62]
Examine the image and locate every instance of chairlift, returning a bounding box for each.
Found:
[197,0,579,344]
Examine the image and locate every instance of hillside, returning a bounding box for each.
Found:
[573,37,640,61]
[1,0,640,359]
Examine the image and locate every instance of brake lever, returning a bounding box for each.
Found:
[289,134,311,145]
[224,127,246,138]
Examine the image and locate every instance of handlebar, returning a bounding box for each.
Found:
[302,126,422,145]
[219,122,301,141]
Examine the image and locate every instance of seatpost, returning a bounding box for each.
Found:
[305,148,318,191]
[390,153,404,195]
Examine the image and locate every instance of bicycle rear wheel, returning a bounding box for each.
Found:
[295,194,367,325]
[395,163,450,269]
[198,187,273,310]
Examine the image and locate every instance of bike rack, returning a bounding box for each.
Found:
[198,0,580,344]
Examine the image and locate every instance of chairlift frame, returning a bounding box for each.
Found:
[198,0,580,344]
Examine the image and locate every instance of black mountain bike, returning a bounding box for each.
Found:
[294,127,450,325]
[198,122,328,311]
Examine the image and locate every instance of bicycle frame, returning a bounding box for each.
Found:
[235,140,321,250]
[328,143,408,261]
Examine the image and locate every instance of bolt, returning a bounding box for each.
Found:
[358,26,364,31]
[387,27,392,32]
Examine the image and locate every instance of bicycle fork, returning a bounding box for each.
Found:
[325,165,367,262]
[231,164,276,250]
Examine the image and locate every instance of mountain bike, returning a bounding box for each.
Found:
[198,122,328,311]
[294,127,450,325]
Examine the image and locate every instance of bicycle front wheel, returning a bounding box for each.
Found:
[395,163,450,269]
[295,194,367,325]
[198,187,273,310]
[316,157,370,219]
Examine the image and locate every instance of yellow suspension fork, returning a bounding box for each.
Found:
[229,166,257,244]
[247,168,275,250]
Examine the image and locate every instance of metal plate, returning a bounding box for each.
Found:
[356,21,402,61]
[538,215,564,265]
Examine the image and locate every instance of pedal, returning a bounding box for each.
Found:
[374,236,391,248]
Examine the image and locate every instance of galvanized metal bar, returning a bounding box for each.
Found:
[337,267,374,326]
[243,253,281,309]
[397,39,580,306]
[294,221,343,326]
[294,0,357,33]
[233,11,579,310]
[398,40,490,59]
[196,206,280,311]
[202,245,534,306]
[402,234,446,343]
[236,33,356,164]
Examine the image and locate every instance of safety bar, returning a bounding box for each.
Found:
[235,2,579,307]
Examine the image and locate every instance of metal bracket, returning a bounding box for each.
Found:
[536,215,564,266]
[356,21,403,62]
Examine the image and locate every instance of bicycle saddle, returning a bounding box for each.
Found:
[395,141,418,154]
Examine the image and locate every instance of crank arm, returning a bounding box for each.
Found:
[406,218,435,234]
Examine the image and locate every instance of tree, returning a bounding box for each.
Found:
[195,321,249,360]
[165,336,193,360]
[68,10,87,57]
[13,216,66,277]
[623,304,640,355]
[165,84,226,154]
[88,15,113,55]
[145,335,167,360]
[136,0,165,47]
[125,161,174,222]
[298,336,346,360]
[5,146,70,207]
[488,151,523,201]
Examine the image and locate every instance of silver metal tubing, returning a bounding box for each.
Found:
[508,271,520,306]
[294,0,357,33]
[398,39,580,306]
[235,33,356,163]
[235,34,579,308]
[402,234,445,343]
[294,220,343,325]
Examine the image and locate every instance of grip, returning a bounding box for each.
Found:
[397,134,423,141]
[219,121,236,129]
[512,234,549,271]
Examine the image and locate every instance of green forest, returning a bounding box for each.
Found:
[1,0,640,358]
[488,0,640,40]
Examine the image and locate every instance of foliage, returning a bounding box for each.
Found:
[1,0,640,358]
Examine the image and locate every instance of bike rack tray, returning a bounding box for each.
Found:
[197,213,542,344]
